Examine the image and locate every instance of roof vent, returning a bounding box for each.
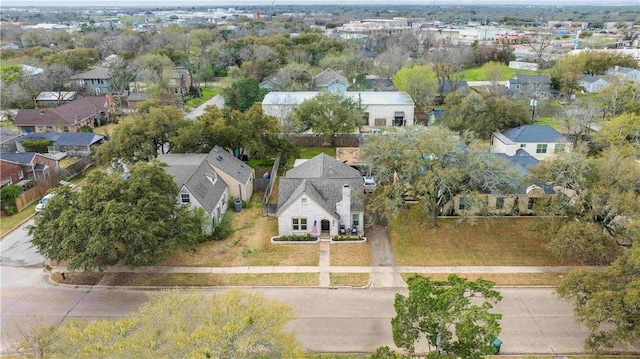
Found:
[216,155,223,161]
[40,110,45,115]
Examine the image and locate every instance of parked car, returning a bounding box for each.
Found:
[363,176,376,193]
[35,193,55,213]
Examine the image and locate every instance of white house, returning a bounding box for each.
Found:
[313,68,349,92]
[158,146,255,234]
[276,153,364,237]
[579,75,609,93]
[262,91,415,128]
[490,125,571,161]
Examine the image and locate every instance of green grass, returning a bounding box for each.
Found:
[535,116,565,132]
[388,206,577,267]
[0,202,36,236]
[185,87,223,108]
[247,157,276,168]
[298,146,336,159]
[67,165,101,185]
[462,65,533,82]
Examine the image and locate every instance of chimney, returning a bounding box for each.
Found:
[336,184,351,229]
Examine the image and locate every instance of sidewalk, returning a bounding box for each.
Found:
[78,263,605,289]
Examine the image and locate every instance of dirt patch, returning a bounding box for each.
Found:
[51,272,104,285]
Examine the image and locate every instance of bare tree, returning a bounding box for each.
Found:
[373,46,410,80]
[562,101,602,145]
[522,32,555,74]
[428,39,471,103]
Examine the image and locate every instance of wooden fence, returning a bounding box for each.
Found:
[261,153,281,217]
[15,175,60,212]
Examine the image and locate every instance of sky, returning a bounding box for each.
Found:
[1,0,639,7]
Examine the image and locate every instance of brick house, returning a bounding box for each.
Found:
[14,95,116,134]
[0,153,59,187]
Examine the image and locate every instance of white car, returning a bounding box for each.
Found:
[35,193,55,213]
[363,176,376,193]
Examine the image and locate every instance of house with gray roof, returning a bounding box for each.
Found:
[0,152,59,187]
[276,153,364,237]
[607,65,640,83]
[158,146,255,234]
[70,66,112,95]
[490,125,571,160]
[15,132,105,157]
[506,74,552,98]
[313,68,349,92]
[262,91,415,128]
[579,75,609,93]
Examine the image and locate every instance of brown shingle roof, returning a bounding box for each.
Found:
[14,96,113,127]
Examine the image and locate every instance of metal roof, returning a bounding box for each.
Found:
[262,91,415,106]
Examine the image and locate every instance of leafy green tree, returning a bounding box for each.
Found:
[392,274,502,358]
[360,127,520,227]
[598,113,640,158]
[0,185,23,215]
[38,290,303,358]
[173,103,293,161]
[43,48,99,72]
[293,91,365,145]
[557,222,640,352]
[392,65,438,118]
[527,149,640,263]
[223,77,268,112]
[96,105,188,165]
[439,89,530,139]
[28,162,202,272]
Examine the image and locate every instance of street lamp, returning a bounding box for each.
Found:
[529,98,537,124]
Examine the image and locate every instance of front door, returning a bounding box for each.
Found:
[321,219,330,234]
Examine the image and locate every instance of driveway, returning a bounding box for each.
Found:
[366,224,405,288]
[184,94,224,120]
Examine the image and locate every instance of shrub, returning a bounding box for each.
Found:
[273,234,317,242]
[0,185,23,215]
[332,235,363,241]
[213,211,233,241]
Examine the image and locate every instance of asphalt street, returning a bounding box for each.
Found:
[0,267,611,356]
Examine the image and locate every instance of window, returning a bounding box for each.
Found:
[292,218,307,231]
[555,143,565,152]
[352,214,359,227]
[536,144,547,154]
[18,169,24,179]
[180,193,190,204]
[301,198,307,205]
[528,198,536,210]
[63,126,69,132]
[495,197,505,209]
[458,197,468,210]
[520,144,526,148]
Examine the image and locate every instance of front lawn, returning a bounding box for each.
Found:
[330,243,371,266]
[388,205,574,266]
[162,193,319,267]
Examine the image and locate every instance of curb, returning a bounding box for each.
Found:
[0,213,35,240]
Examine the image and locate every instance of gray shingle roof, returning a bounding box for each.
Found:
[70,66,110,80]
[16,132,104,146]
[158,153,227,216]
[286,153,362,179]
[500,125,569,143]
[495,150,539,176]
[277,153,364,215]
[509,75,551,84]
[314,68,349,87]
[205,145,253,185]
[1,152,37,164]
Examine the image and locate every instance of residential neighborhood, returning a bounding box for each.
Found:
[1,1,639,357]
